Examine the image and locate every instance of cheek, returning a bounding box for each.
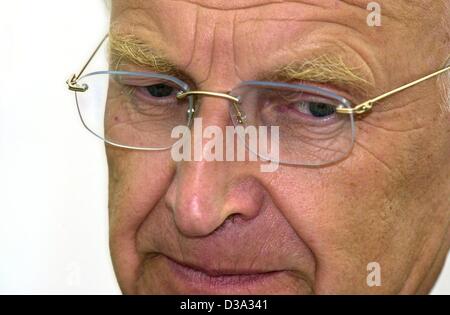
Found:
[107,147,175,293]
[272,113,449,293]
[108,148,174,214]
[270,159,410,292]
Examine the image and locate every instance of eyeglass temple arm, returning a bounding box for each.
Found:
[337,65,450,115]
[67,36,449,114]
[66,34,109,92]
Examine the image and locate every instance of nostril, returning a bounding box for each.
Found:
[212,213,245,233]
[174,209,227,237]
[227,213,240,223]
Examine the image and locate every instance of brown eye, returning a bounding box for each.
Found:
[146,84,174,97]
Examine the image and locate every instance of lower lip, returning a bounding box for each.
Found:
[164,256,288,294]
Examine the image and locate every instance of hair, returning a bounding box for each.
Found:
[439,58,450,113]
[441,2,450,112]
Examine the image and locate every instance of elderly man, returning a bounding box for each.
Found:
[67,0,450,294]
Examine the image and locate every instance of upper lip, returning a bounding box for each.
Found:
[164,254,283,277]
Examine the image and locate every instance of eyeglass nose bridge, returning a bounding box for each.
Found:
[176,90,247,124]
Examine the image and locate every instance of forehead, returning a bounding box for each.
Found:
[110,0,440,40]
[109,0,441,86]
[110,0,363,47]
[113,1,353,73]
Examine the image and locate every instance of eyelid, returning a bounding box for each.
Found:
[281,79,356,105]
[114,64,195,89]
[261,85,344,107]
[276,91,341,106]
[117,76,181,88]
[130,86,180,107]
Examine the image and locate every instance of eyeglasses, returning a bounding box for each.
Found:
[67,35,450,167]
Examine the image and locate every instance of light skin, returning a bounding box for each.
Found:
[107,0,450,294]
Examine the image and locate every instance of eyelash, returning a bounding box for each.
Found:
[115,62,355,103]
[115,71,356,118]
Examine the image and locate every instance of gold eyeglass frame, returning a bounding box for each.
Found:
[67,34,450,117]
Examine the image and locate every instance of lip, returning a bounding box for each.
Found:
[168,254,283,276]
[160,254,297,294]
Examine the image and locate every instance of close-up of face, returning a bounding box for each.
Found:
[105,0,450,294]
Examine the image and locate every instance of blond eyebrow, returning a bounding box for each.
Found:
[268,55,374,94]
[109,33,372,94]
[109,32,179,76]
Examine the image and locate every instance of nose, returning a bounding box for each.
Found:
[165,96,264,237]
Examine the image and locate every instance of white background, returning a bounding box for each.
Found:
[0,0,448,294]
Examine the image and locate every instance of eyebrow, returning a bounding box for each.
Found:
[109,32,181,76]
[267,55,373,94]
[109,32,373,94]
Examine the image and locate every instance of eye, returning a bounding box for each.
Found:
[146,84,175,97]
[296,101,336,118]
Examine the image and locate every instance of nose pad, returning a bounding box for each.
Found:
[178,91,246,126]
[230,100,247,125]
[166,94,263,237]
[225,97,247,126]
[186,95,198,127]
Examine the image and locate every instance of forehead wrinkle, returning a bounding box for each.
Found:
[182,6,216,85]
[195,22,216,86]
[110,3,200,75]
[182,5,200,71]
[231,12,243,83]
[170,0,337,11]
[231,15,376,94]
[201,15,242,86]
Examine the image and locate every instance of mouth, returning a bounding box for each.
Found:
[151,254,309,294]
[169,254,283,281]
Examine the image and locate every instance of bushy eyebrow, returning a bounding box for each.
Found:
[267,55,373,94]
[109,32,180,76]
[109,32,373,94]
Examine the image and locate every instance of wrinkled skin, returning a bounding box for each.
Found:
[107,0,450,294]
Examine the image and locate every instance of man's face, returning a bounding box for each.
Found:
[107,0,450,294]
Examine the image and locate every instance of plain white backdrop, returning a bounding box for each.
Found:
[0,0,448,294]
